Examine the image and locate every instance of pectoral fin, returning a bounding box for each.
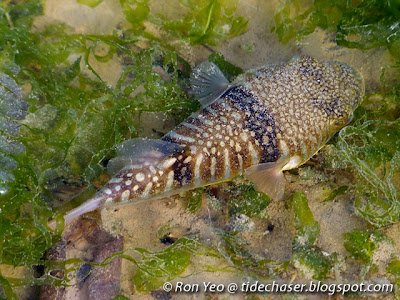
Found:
[244,161,287,200]
[107,138,182,176]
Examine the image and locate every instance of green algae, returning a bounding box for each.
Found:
[159,0,249,46]
[343,229,387,264]
[0,73,27,195]
[228,183,270,218]
[274,0,400,292]
[289,191,320,250]
[114,295,130,300]
[273,0,400,228]
[213,228,289,276]
[292,250,335,280]
[186,187,203,214]
[273,0,400,59]
[322,186,348,202]
[208,52,243,81]
[0,0,248,296]
[289,192,335,280]
[344,228,396,279]
[387,259,400,297]
[217,192,334,280]
[388,259,400,277]
[0,33,196,267]
[121,0,248,46]
[338,114,400,226]
[131,236,220,292]
[77,0,104,8]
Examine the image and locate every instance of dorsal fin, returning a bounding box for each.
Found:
[190,61,230,108]
[107,138,182,176]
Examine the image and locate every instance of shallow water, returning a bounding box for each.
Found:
[1,0,399,299]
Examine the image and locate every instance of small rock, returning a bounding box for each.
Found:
[226,214,255,232]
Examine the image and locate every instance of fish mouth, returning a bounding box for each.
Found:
[349,66,365,109]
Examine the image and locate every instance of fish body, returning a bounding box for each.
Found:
[61,56,364,225]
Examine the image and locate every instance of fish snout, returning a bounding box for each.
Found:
[329,61,365,111]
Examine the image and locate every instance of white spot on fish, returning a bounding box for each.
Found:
[211,157,216,178]
[224,148,230,178]
[165,171,174,191]
[248,142,259,164]
[125,180,132,186]
[110,177,123,183]
[121,190,130,202]
[197,114,214,126]
[280,140,290,157]
[180,166,187,177]
[160,157,177,169]
[142,182,153,198]
[136,173,145,182]
[205,106,217,116]
[182,122,203,132]
[232,112,241,120]
[235,143,242,152]
[167,131,196,143]
[238,154,243,171]
[124,165,142,170]
[194,153,204,183]
[103,188,112,195]
[190,145,198,153]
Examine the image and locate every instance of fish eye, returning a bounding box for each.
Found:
[334,117,349,127]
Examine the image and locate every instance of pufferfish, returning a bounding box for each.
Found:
[58,55,364,225]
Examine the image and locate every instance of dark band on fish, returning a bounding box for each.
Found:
[172,151,193,185]
[222,86,280,163]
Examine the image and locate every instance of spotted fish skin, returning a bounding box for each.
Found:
[98,89,277,207]
[60,56,364,225]
[238,56,364,167]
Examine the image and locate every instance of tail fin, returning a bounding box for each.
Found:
[48,138,183,230]
[48,194,105,230]
[63,194,105,224]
